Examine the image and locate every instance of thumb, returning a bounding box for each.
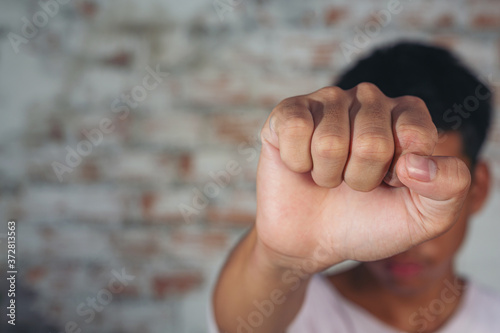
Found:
[396,153,471,224]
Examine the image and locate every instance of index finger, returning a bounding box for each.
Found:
[385,96,438,186]
[261,96,315,173]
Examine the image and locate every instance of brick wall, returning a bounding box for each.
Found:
[0,0,499,332]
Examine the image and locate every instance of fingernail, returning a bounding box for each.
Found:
[406,154,437,182]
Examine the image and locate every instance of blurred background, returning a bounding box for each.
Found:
[0,0,499,332]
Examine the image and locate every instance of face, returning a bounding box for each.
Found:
[364,132,490,295]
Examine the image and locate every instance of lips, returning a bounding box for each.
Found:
[386,261,424,277]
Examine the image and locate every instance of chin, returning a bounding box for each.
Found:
[382,277,434,296]
[365,261,438,296]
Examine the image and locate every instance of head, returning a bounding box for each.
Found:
[335,41,493,294]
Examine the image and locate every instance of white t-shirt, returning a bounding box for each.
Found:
[208,274,500,332]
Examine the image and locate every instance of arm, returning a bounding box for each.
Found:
[213,226,329,333]
[213,83,471,332]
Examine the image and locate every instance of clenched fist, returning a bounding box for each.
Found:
[255,83,471,272]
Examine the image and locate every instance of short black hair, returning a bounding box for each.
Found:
[334,41,492,167]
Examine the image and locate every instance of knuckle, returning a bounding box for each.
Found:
[276,97,304,113]
[281,116,312,136]
[313,134,349,159]
[397,95,427,109]
[353,134,394,163]
[357,82,380,93]
[397,125,438,153]
[319,86,347,101]
[356,82,385,104]
[273,99,313,135]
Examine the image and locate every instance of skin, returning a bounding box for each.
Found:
[213,84,476,333]
[328,132,491,332]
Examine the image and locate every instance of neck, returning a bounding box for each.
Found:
[329,263,467,332]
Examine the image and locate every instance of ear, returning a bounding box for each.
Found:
[468,160,490,215]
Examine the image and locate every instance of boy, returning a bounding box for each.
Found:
[210,42,500,332]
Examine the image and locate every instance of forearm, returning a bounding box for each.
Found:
[212,226,311,333]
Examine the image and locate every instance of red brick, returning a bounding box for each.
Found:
[312,43,337,69]
[324,7,347,26]
[102,51,133,68]
[435,14,455,28]
[206,207,256,226]
[432,36,459,50]
[141,191,156,220]
[2,2,500,332]
[80,161,100,181]
[26,266,47,284]
[472,14,500,29]
[178,153,193,179]
[49,118,64,142]
[77,1,99,18]
[401,14,423,28]
[109,229,159,254]
[171,230,228,251]
[210,113,262,144]
[152,272,203,298]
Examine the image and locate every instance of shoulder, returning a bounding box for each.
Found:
[288,274,352,332]
[302,273,349,309]
[289,273,397,333]
[294,274,343,312]
[468,281,500,312]
[459,280,500,329]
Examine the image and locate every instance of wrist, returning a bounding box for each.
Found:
[250,228,324,277]
[245,230,314,297]
[252,236,295,274]
[244,226,300,278]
